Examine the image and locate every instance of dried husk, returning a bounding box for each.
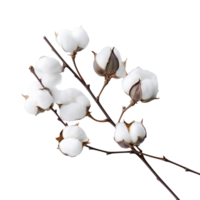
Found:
[129,80,142,102]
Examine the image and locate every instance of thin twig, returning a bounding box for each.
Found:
[87,112,108,123]
[50,107,67,126]
[96,76,111,100]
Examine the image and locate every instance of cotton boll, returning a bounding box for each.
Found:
[72,27,89,49]
[35,90,53,109]
[24,97,37,115]
[114,123,131,143]
[56,30,78,53]
[141,79,154,100]
[75,95,90,107]
[96,46,111,70]
[36,57,62,75]
[27,81,42,97]
[42,73,62,88]
[60,103,87,121]
[129,122,146,144]
[141,69,157,80]
[59,138,83,157]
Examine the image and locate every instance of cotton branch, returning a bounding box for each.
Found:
[41,35,184,200]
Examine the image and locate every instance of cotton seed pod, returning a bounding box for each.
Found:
[114,120,147,148]
[42,73,62,88]
[90,45,119,77]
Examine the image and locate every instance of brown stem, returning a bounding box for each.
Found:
[117,99,139,122]
[41,35,186,199]
[87,112,108,123]
[50,107,67,126]
[96,75,112,100]
[69,55,87,83]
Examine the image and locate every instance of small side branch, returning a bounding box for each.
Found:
[87,112,108,123]
[50,107,67,126]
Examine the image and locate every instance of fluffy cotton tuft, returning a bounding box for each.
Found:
[129,122,146,143]
[36,57,62,75]
[72,27,89,49]
[27,81,42,97]
[54,28,78,54]
[35,89,54,109]
[62,126,88,142]
[42,74,62,88]
[60,103,87,121]
[24,97,37,115]
[114,123,131,143]
[59,138,83,157]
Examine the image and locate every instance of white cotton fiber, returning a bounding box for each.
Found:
[56,30,78,53]
[75,95,90,107]
[141,79,154,100]
[35,90,53,109]
[59,138,83,157]
[96,46,111,70]
[72,27,89,49]
[60,103,87,121]
[129,122,146,144]
[114,123,131,143]
[62,126,88,142]
[27,81,42,97]
[24,97,37,115]
[36,57,62,75]
[42,73,62,88]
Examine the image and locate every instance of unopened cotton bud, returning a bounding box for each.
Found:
[90,45,119,77]
[59,138,83,157]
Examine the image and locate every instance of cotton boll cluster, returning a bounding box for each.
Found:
[23,81,54,115]
[56,125,89,157]
[55,27,89,54]
[120,66,160,100]
[112,120,147,148]
[35,57,62,88]
[56,87,92,122]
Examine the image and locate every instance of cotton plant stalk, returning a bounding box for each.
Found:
[20,25,200,199]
